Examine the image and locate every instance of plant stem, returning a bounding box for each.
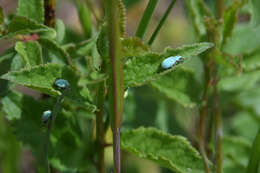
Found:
[106,0,124,172]
[198,64,211,173]
[96,80,106,173]
[148,0,176,45]
[43,88,68,173]
[213,66,222,173]
[246,128,260,173]
[44,0,55,27]
[217,0,224,19]
[135,0,158,40]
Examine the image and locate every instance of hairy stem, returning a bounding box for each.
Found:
[44,0,55,27]
[106,0,124,172]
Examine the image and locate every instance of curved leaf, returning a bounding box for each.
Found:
[121,127,210,173]
[1,63,95,111]
[124,42,213,88]
[1,16,55,39]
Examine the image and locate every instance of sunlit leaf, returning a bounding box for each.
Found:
[124,42,213,88]
[17,0,44,23]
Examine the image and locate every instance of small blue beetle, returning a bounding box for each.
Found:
[42,110,52,125]
[161,55,184,69]
[54,79,70,89]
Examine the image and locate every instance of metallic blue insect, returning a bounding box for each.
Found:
[42,110,52,125]
[54,79,70,89]
[161,55,184,69]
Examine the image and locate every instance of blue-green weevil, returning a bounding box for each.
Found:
[42,110,52,125]
[54,79,70,89]
[161,55,184,69]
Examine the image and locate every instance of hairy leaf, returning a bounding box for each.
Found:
[38,38,72,66]
[17,0,44,23]
[15,41,42,68]
[1,63,95,111]
[124,42,213,88]
[2,16,55,39]
[151,68,201,108]
[121,127,209,173]
[121,37,149,58]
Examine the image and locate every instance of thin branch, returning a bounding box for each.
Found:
[148,0,176,45]
[44,0,55,27]
[135,0,159,40]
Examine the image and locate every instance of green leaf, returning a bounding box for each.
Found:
[218,70,260,91]
[185,0,212,38]
[15,42,31,68]
[124,42,213,88]
[0,48,17,96]
[121,37,149,58]
[38,38,72,66]
[223,136,251,173]
[17,0,44,23]
[55,19,66,44]
[1,63,95,111]
[221,1,241,48]
[75,0,92,38]
[15,41,43,68]
[224,24,260,55]
[251,0,260,27]
[242,47,260,72]
[1,91,22,120]
[2,16,55,39]
[121,127,210,173]
[151,68,201,108]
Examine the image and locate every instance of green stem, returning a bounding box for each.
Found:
[106,0,124,172]
[217,0,224,19]
[213,71,223,173]
[43,88,68,173]
[148,0,176,45]
[135,0,158,40]
[96,80,106,173]
[44,0,55,27]
[198,64,211,173]
[246,128,260,173]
